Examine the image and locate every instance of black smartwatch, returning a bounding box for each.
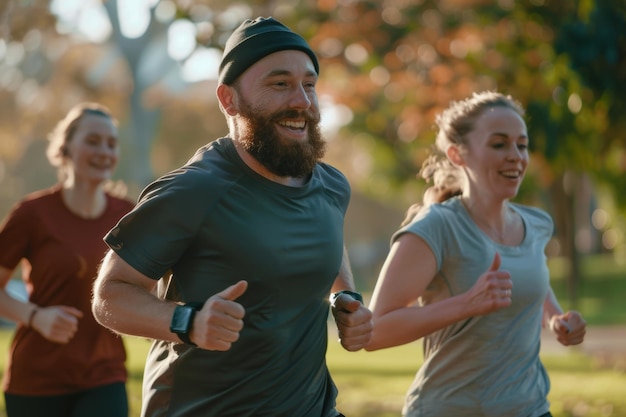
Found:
[329,290,364,308]
[170,304,198,346]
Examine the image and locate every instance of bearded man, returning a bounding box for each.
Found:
[91,17,373,417]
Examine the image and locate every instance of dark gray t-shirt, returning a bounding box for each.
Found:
[395,197,553,417]
[105,138,350,417]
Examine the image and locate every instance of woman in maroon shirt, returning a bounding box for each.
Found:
[0,103,133,417]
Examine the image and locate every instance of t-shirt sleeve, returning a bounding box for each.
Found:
[0,201,35,271]
[528,206,554,242]
[105,169,210,279]
[391,204,446,271]
[317,162,351,214]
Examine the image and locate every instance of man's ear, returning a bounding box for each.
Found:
[446,145,464,166]
[216,84,238,116]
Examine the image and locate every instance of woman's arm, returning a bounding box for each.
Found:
[366,233,512,351]
[0,265,82,343]
[543,287,586,346]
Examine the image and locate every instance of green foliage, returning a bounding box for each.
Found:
[293,0,626,222]
[555,1,626,100]
[2,0,623,209]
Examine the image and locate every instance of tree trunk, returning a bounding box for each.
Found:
[550,171,581,309]
[103,0,167,192]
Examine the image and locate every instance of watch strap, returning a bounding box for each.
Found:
[176,326,195,346]
[329,290,363,308]
[170,303,202,346]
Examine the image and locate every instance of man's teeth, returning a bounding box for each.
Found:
[280,120,305,129]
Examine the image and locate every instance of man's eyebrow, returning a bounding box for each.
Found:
[264,69,318,78]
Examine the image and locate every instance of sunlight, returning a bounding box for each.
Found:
[118,0,157,39]
[168,19,197,61]
[320,95,353,138]
[181,47,221,82]
[50,0,110,42]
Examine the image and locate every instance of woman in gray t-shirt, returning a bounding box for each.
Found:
[366,91,586,417]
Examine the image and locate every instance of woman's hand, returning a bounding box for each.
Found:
[31,306,83,344]
[549,311,586,346]
[464,252,513,316]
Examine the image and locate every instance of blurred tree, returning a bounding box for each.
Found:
[0,0,316,196]
[522,0,626,307]
[303,0,626,307]
[0,0,624,304]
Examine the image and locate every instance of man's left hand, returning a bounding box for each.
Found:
[331,293,373,352]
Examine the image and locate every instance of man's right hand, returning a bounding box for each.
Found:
[191,280,247,351]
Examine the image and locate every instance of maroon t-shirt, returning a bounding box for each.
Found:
[0,185,133,395]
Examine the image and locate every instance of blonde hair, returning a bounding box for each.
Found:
[401,91,524,226]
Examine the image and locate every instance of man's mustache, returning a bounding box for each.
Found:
[272,109,320,124]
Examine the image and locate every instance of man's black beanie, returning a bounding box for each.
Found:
[218,17,319,85]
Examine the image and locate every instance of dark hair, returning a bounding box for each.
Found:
[401,91,525,226]
[46,102,117,169]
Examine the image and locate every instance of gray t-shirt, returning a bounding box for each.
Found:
[395,197,553,417]
[105,138,350,417]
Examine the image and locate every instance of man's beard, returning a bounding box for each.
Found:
[236,98,326,178]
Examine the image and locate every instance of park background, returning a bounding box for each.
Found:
[0,0,625,416]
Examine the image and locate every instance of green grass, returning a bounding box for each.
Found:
[0,253,623,416]
[327,342,626,417]
[0,332,623,417]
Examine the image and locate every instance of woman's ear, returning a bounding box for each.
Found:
[216,84,238,116]
[446,145,464,167]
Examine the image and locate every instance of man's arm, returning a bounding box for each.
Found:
[92,250,247,351]
[329,245,373,352]
[92,250,178,341]
[330,245,357,293]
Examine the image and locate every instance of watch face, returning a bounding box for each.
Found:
[170,305,195,334]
